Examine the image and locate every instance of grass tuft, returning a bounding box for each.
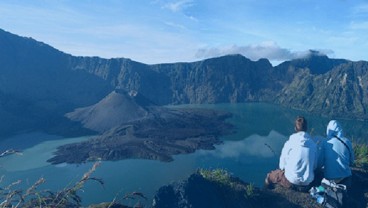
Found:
[353,143,368,169]
[199,169,234,187]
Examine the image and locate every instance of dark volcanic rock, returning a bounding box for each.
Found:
[49,89,233,164]
[152,171,319,208]
[152,172,260,208]
[48,107,233,164]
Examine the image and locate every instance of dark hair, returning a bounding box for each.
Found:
[295,116,307,132]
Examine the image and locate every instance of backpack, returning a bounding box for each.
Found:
[309,178,347,208]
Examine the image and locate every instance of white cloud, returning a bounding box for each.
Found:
[2,1,364,64]
[162,0,194,12]
[200,130,287,159]
[352,3,368,15]
[49,23,201,63]
[164,21,187,30]
[195,41,318,61]
[350,21,368,30]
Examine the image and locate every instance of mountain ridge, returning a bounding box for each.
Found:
[1,28,367,139]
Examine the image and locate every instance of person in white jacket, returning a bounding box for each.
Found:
[265,116,318,192]
[322,120,354,188]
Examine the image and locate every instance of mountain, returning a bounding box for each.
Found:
[150,55,277,104]
[0,29,113,137]
[65,89,153,133]
[276,50,349,74]
[0,29,112,111]
[275,61,368,119]
[1,28,368,139]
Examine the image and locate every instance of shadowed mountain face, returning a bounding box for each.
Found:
[0,29,112,137]
[1,28,368,139]
[0,29,112,111]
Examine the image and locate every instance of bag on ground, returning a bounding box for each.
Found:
[309,178,347,208]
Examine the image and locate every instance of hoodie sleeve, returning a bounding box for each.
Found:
[279,141,289,170]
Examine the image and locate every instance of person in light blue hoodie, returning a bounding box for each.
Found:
[265,116,318,192]
[322,120,354,188]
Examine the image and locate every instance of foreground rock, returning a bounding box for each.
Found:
[152,169,319,208]
[48,107,233,164]
[152,168,368,208]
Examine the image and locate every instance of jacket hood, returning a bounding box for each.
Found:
[326,120,343,138]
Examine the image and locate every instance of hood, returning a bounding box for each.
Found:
[326,120,343,138]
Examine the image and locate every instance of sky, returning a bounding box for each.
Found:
[0,0,368,65]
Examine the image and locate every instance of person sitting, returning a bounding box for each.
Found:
[265,116,318,192]
[322,120,354,189]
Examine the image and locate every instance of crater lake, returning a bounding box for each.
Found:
[0,103,367,206]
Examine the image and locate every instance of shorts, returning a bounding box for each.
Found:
[266,169,310,192]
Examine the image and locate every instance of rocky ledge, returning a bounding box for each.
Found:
[152,167,368,208]
[47,108,234,164]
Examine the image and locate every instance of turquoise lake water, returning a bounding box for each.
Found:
[0,103,366,206]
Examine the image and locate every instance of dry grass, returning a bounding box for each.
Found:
[0,160,103,208]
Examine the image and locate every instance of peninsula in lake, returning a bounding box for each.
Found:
[47,90,233,164]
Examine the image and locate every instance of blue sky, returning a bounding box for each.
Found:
[0,0,367,65]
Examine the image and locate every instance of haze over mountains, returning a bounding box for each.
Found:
[1,28,367,139]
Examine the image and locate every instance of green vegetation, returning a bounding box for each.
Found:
[198,169,257,199]
[199,169,234,187]
[353,143,368,169]
[245,183,256,198]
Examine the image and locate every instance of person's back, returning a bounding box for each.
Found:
[265,116,317,192]
[281,131,317,186]
[323,120,354,184]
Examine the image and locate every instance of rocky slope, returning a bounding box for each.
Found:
[275,61,368,119]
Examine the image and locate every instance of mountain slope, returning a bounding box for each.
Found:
[66,89,152,133]
[276,50,348,74]
[150,55,276,104]
[0,29,115,137]
[275,61,368,119]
